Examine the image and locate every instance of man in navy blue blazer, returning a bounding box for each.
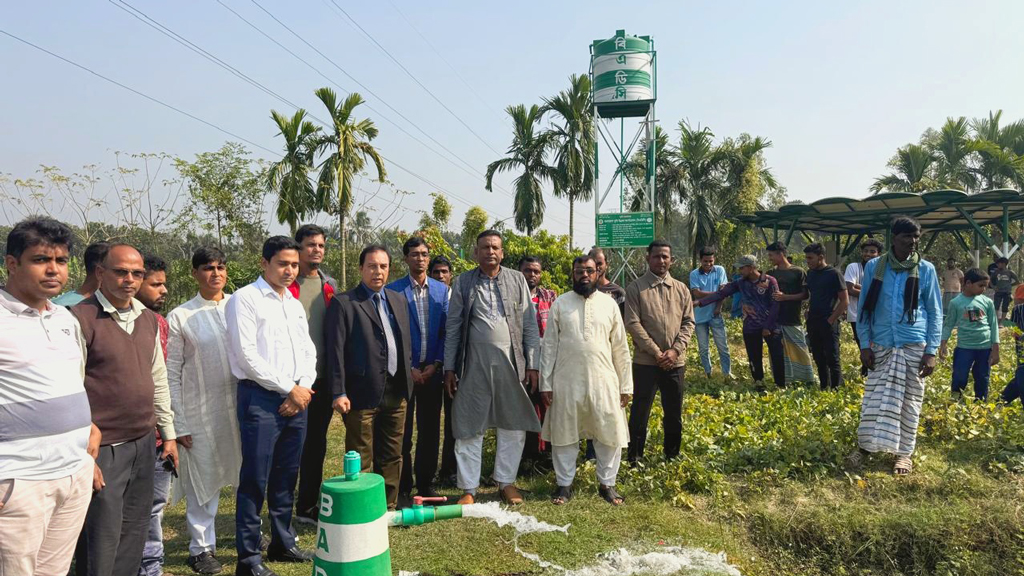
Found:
[387,236,449,498]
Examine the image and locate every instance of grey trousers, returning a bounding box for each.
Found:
[73,431,156,576]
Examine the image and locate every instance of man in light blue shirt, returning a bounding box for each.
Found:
[688,246,732,379]
[52,241,108,307]
[850,216,942,477]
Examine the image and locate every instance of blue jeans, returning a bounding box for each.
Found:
[694,317,731,376]
[236,380,308,566]
[1002,365,1024,405]
[138,442,172,575]
[951,347,992,400]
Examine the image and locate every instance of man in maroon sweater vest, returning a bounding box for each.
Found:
[71,244,178,576]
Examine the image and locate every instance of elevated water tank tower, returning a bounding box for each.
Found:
[591,30,657,278]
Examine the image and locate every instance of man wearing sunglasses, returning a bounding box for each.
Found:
[71,244,178,576]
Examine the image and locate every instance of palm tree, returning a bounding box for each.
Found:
[970,111,1024,189]
[721,134,778,212]
[267,109,320,235]
[928,117,977,192]
[871,144,937,193]
[312,88,386,287]
[671,121,730,264]
[485,104,556,236]
[541,74,594,248]
[625,126,678,232]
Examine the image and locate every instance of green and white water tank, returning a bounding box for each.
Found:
[591,29,655,117]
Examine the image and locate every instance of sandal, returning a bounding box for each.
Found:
[844,448,866,471]
[551,485,572,505]
[500,484,524,506]
[599,485,624,506]
[893,455,913,476]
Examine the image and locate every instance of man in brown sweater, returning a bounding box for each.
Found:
[624,240,695,464]
[71,244,177,576]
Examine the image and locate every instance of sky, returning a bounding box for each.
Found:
[3,0,1023,248]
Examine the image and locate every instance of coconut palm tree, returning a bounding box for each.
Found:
[485,104,556,236]
[871,144,937,193]
[720,134,778,212]
[625,126,678,232]
[928,117,977,192]
[312,88,386,287]
[541,74,594,248]
[671,121,731,264]
[267,109,320,235]
[970,111,1024,189]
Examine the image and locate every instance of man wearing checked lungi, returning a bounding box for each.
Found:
[848,216,942,476]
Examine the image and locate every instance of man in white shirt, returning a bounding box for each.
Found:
[226,236,317,576]
[0,218,99,576]
[845,239,882,377]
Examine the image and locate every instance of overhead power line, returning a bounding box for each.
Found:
[234,0,571,224]
[321,0,503,156]
[0,28,513,225]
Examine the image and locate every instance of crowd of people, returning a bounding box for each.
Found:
[2,213,1023,576]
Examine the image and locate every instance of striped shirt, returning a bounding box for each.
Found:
[0,290,92,481]
[410,276,430,363]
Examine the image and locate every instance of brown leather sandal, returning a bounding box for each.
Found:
[500,485,524,505]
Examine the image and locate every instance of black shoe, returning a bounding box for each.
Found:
[293,510,318,526]
[266,545,314,563]
[235,562,279,576]
[259,534,270,552]
[417,486,440,498]
[188,551,223,574]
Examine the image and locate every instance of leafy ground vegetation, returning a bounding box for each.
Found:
[160,319,1023,575]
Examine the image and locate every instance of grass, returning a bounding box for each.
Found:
[161,319,1024,575]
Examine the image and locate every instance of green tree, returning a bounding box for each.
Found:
[626,126,679,235]
[312,88,387,287]
[927,117,978,191]
[485,104,556,236]
[267,109,320,234]
[174,142,268,251]
[542,74,595,248]
[871,144,937,193]
[970,110,1024,189]
[418,192,453,232]
[460,205,489,255]
[671,121,731,265]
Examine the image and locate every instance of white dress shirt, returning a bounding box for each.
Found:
[225,276,317,395]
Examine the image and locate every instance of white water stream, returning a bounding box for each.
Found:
[451,502,742,576]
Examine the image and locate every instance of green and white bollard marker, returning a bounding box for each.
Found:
[313,451,467,576]
[313,451,391,576]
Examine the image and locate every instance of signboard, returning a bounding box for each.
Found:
[596,212,655,248]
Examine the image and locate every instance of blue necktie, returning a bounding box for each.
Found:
[374,293,398,376]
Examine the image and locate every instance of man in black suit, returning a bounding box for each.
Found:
[326,244,413,509]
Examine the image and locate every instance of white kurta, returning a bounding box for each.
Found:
[540,291,633,448]
[167,294,242,506]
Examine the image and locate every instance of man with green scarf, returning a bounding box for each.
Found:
[849,216,942,476]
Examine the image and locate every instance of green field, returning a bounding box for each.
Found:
[162,319,1024,575]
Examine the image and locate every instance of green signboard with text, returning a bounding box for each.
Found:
[596,212,655,248]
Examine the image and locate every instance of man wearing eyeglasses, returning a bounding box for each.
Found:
[70,244,178,576]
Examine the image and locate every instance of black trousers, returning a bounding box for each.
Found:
[438,388,457,481]
[73,431,155,576]
[295,378,334,517]
[807,317,843,389]
[399,371,444,494]
[742,329,785,386]
[627,363,684,463]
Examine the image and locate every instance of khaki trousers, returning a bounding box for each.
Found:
[343,391,407,508]
[0,461,93,576]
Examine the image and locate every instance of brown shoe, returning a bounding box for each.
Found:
[500,485,524,505]
[457,493,475,505]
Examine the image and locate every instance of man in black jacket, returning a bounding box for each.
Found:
[325,244,413,509]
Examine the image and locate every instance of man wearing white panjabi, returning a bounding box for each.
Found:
[166,247,241,575]
[541,255,632,506]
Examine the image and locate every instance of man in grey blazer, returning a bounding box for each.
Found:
[443,230,540,506]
